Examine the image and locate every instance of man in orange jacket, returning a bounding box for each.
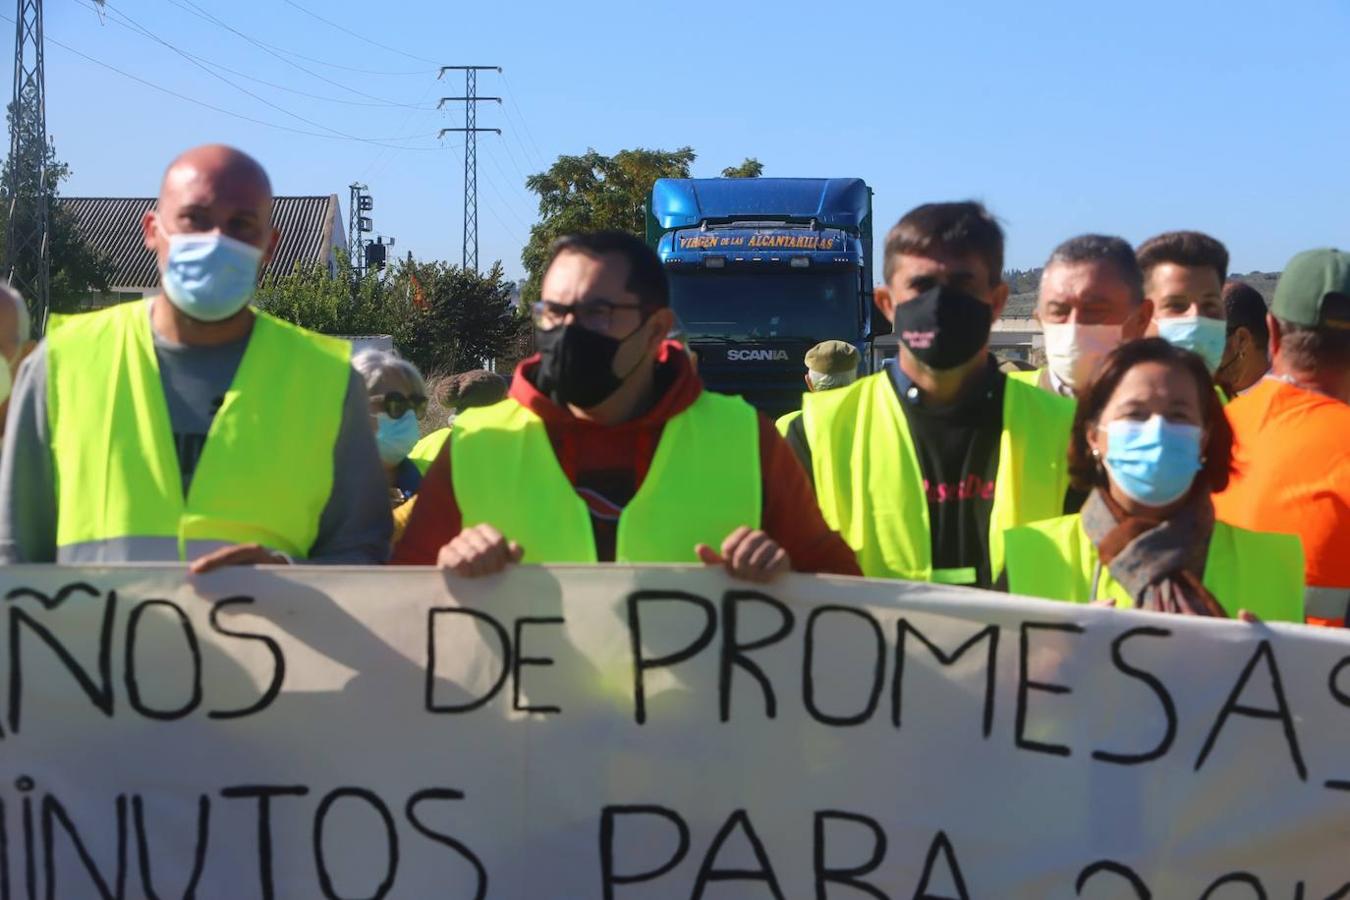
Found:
[394,231,861,580]
[1215,249,1350,626]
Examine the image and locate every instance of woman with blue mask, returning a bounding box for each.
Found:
[1005,339,1304,621]
[353,349,429,529]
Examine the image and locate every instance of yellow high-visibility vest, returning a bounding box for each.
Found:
[1005,367,1043,388]
[802,371,1073,583]
[408,427,450,475]
[450,391,761,562]
[47,301,351,560]
[1005,513,1304,622]
[775,409,801,437]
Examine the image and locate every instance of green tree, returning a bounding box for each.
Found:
[721,158,764,178]
[395,261,527,376]
[256,257,528,378]
[0,89,114,320]
[254,258,397,336]
[520,147,695,301]
[521,147,770,300]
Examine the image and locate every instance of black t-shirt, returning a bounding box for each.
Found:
[890,359,1006,589]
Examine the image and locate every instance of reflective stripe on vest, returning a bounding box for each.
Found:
[1304,586,1349,627]
[1004,514,1305,623]
[48,301,351,560]
[450,391,761,563]
[802,371,1073,582]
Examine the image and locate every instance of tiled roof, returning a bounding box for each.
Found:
[58,195,345,291]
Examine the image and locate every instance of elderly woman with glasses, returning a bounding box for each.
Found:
[353,349,429,512]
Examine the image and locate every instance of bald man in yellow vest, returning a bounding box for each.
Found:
[0,144,391,568]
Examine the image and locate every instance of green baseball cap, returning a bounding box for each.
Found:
[1272,249,1350,330]
[805,340,859,375]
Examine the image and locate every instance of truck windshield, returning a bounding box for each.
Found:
[669,269,859,341]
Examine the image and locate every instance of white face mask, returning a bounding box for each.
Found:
[1042,322,1124,392]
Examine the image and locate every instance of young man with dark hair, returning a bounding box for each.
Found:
[394,230,861,580]
[1138,230,1231,375]
[1014,234,1150,398]
[1215,249,1350,626]
[787,202,1074,589]
[1216,281,1271,396]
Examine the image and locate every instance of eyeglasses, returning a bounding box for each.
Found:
[532,298,644,333]
[374,391,427,419]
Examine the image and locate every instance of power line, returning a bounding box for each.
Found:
[159,0,423,107]
[476,167,529,248]
[154,0,433,76]
[360,80,454,181]
[14,16,442,149]
[85,0,427,142]
[497,101,545,172]
[501,72,548,167]
[78,0,430,109]
[478,158,533,235]
[280,0,440,66]
[494,125,535,191]
[483,141,538,212]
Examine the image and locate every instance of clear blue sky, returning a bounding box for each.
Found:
[37,0,1350,282]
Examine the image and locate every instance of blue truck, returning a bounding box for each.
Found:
[645,177,878,416]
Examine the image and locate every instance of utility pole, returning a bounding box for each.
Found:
[438,65,500,273]
[348,182,372,278]
[6,0,49,332]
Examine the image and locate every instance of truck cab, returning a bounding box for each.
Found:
[647,177,876,417]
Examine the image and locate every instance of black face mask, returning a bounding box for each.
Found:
[534,322,645,409]
[893,284,993,371]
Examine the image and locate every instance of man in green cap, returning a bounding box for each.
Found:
[775,339,860,435]
[1215,248,1350,627]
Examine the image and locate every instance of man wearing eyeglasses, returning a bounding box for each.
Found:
[0,144,392,567]
[393,230,860,580]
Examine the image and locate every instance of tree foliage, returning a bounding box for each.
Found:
[0,90,114,320]
[395,261,528,376]
[520,147,766,302]
[721,158,764,178]
[520,147,694,302]
[254,258,402,337]
[255,258,528,377]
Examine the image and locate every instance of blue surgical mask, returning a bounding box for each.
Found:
[375,412,421,465]
[1102,415,1203,507]
[160,231,264,323]
[1156,315,1227,374]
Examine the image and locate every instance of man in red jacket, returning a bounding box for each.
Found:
[393,231,860,580]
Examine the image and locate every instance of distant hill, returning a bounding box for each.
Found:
[1231,272,1279,303]
[999,268,1280,319]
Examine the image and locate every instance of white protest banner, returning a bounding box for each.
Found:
[0,564,1347,899]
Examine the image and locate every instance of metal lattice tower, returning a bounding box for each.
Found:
[6,0,49,332]
[438,66,500,272]
[348,182,371,277]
